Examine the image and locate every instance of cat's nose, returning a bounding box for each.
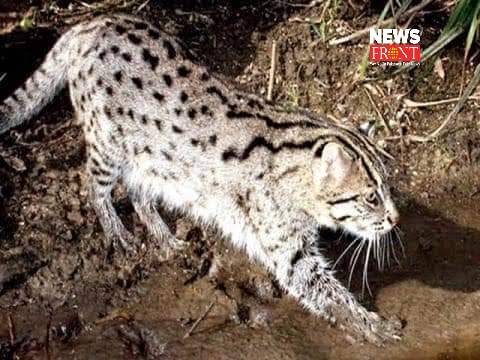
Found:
[386,209,400,226]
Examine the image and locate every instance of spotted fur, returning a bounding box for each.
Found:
[0,15,401,344]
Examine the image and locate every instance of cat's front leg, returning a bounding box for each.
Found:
[271,242,402,344]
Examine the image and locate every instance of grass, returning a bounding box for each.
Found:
[280,83,300,113]
[309,0,340,43]
[392,0,480,82]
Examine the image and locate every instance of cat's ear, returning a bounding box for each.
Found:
[312,142,354,187]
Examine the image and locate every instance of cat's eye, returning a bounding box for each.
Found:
[365,191,378,206]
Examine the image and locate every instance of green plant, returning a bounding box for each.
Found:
[396,0,480,78]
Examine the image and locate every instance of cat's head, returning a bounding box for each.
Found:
[310,134,399,241]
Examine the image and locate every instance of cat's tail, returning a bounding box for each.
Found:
[0,28,77,135]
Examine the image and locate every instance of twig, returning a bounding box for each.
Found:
[404,96,480,108]
[279,0,322,8]
[364,88,393,135]
[7,312,16,360]
[408,62,480,142]
[136,0,152,12]
[289,16,326,24]
[183,300,215,339]
[267,40,277,102]
[329,0,434,45]
[7,312,15,347]
[75,0,96,8]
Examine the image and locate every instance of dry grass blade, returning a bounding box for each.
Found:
[184,300,215,339]
[404,95,480,108]
[267,40,277,102]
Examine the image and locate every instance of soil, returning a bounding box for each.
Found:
[1,1,480,359]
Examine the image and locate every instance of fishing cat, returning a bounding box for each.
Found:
[0,14,401,343]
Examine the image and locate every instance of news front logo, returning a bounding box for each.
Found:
[369,28,421,66]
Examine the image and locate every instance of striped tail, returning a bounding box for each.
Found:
[0,29,75,135]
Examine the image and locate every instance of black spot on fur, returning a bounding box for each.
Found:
[180,91,188,102]
[82,47,94,58]
[208,134,217,146]
[148,29,160,39]
[127,33,142,45]
[153,92,164,103]
[200,105,210,115]
[114,71,123,82]
[115,24,127,35]
[98,50,106,61]
[134,21,148,30]
[111,45,119,54]
[141,115,148,124]
[127,109,134,120]
[117,125,124,135]
[117,107,124,115]
[131,77,143,89]
[174,108,182,116]
[200,72,210,81]
[247,99,264,110]
[222,148,237,161]
[290,250,303,267]
[172,125,183,133]
[177,65,192,77]
[190,139,199,146]
[87,65,94,75]
[96,179,113,187]
[206,86,228,104]
[142,48,159,71]
[144,146,152,154]
[104,106,112,119]
[162,151,172,161]
[106,87,114,96]
[187,108,197,119]
[122,53,132,62]
[154,119,162,131]
[163,40,176,59]
[163,74,172,87]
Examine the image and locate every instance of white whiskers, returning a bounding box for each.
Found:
[333,225,405,297]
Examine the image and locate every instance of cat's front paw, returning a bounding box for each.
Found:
[347,311,402,345]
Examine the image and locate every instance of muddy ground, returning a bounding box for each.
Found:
[1,1,480,359]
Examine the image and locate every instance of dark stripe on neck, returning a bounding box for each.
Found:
[222,136,317,162]
[225,109,318,130]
